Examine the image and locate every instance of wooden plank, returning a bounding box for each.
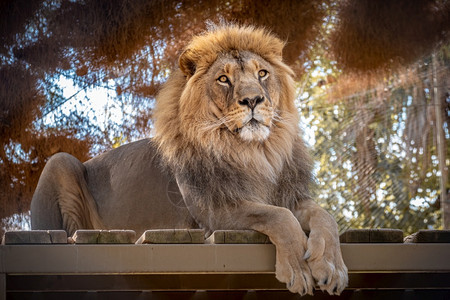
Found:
[2,231,67,245]
[404,230,450,243]
[136,229,204,244]
[340,229,403,243]
[72,230,136,244]
[209,230,270,244]
[5,272,450,291]
[1,244,450,274]
[0,244,275,273]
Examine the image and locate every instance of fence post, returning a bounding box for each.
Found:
[432,52,449,229]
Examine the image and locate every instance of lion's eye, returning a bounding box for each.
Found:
[258,69,269,79]
[217,75,229,85]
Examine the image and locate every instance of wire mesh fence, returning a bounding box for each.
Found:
[300,54,449,234]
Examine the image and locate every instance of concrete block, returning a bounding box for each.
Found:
[2,230,67,245]
[404,230,450,243]
[72,230,136,244]
[340,228,403,243]
[136,229,205,244]
[209,230,270,244]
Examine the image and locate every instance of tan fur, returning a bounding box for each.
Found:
[153,24,348,295]
[32,153,104,235]
[155,24,300,191]
[31,139,199,237]
[31,24,348,296]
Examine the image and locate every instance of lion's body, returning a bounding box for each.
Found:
[31,139,196,237]
[31,24,347,296]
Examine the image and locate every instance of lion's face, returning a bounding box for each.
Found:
[205,50,279,142]
[155,24,298,168]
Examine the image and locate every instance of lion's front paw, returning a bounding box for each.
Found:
[274,238,315,296]
[305,231,348,295]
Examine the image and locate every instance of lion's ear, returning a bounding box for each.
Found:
[179,49,197,77]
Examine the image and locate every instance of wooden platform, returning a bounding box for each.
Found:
[1,242,450,299]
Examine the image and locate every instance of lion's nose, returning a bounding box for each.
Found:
[238,96,264,110]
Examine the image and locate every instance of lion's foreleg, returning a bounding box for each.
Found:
[178,183,315,296]
[236,202,315,296]
[294,200,348,295]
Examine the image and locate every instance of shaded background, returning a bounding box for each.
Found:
[1,0,449,235]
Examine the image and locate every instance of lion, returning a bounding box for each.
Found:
[31,24,348,296]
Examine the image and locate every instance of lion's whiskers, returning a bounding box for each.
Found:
[272,112,287,126]
[198,115,232,132]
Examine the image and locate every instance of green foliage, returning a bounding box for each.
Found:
[299,47,448,234]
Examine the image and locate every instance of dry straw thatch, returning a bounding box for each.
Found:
[331,0,450,72]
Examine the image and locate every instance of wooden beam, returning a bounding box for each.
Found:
[1,244,450,274]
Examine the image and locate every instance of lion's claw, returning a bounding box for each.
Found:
[275,243,315,296]
[303,249,311,260]
[306,232,348,295]
[318,277,328,285]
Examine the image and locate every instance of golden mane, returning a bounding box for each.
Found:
[178,24,286,76]
[153,24,311,208]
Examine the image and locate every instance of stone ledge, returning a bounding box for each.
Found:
[340,228,404,243]
[404,230,450,243]
[2,230,67,245]
[72,230,136,244]
[136,229,205,244]
[209,230,270,244]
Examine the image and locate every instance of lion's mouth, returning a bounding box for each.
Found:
[247,118,260,126]
[235,117,270,142]
[234,118,259,132]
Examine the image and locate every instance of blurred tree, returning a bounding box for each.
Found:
[299,44,449,234]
